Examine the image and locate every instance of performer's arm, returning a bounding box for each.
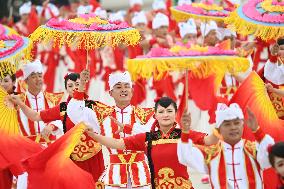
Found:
[67,92,101,134]
[181,109,219,146]
[10,94,42,121]
[87,132,126,150]
[246,107,275,169]
[266,83,284,97]
[177,138,208,174]
[87,131,146,151]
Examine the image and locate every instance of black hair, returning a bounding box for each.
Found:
[268,142,284,167]
[154,97,177,112]
[277,38,284,46]
[64,73,80,89]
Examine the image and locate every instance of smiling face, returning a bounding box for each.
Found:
[274,156,284,177]
[109,82,133,107]
[155,104,176,129]
[0,74,15,94]
[219,118,244,145]
[66,78,80,98]
[155,25,169,38]
[25,72,43,95]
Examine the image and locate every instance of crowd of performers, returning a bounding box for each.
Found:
[1,0,284,189]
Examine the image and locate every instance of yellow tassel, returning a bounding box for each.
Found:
[127,56,249,81]
[0,62,16,79]
[29,26,141,50]
[170,7,226,22]
[225,11,284,41]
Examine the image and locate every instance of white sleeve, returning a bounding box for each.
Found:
[67,98,101,134]
[256,134,275,170]
[177,139,208,174]
[132,116,156,134]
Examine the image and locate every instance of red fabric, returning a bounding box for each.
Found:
[73,91,86,100]
[188,73,218,111]
[253,128,265,143]
[90,0,101,10]
[25,126,95,189]
[263,168,279,189]
[123,133,147,151]
[0,131,42,175]
[123,124,132,134]
[218,151,227,189]
[40,105,61,123]
[244,150,257,189]
[27,6,39,35]
[113,47,124,71]
[152,75,176,101]
[42,48,60,92]
[131,79,147,105]
[128,45,143,59]
[0,169,12,189]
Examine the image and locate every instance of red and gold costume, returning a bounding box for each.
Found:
[17,91,63,144]
[258,56,284,119]
[39,97,105,183]
[67,91,155,188]
[178,128,275,189]
[123,121,207,189]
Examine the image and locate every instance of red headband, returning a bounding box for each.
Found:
[64,73,69,80]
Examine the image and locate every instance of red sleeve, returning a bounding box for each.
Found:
[180,130,207,145]
[253,127,266,143]
[40,105,61,123]
[123,133,147,151]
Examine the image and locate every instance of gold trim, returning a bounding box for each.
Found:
[152,139,179,146]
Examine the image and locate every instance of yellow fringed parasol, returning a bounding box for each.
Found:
[170,2,231,22]
[29,14,141,50]
[0,86,20,135]
[0,35,32,72]
[127,46,249,81]
[225,0,284,41]
[0,24,18,36]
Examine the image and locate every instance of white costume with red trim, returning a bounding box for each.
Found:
[177,103,274,189]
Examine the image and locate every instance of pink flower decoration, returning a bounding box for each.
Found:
[0,35,25,58]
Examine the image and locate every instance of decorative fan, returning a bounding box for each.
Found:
[0,86,20,135]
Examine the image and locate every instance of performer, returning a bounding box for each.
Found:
[178,18,198,45]
[200,21,219,47]
[178,103,275,189]
[84,97,218,189]
[261,38,284,119]
[0,62,17,189]
[268,142,284,189]
[14,2,32,36]
[10,72,105,184]
[67,70,156,188]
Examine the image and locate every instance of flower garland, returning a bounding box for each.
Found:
[0,35,24,58]
[261,0,284,12]
[243,0,284,23]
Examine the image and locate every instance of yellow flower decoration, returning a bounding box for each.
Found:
[261,0,284,12]
[191,3,223,11]
[170,45,209,53]
[69,17,108,26]
[190,45,209,52]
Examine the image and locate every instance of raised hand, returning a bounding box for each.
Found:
[109,116,125,134]
[79,69,90,92]
[181,109,191,133]
[245,107,259,132]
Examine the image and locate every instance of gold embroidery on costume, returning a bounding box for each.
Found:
[134,107,154,124]
[92,102,114,123]
[151,139,179,146]
[70,133,101,161]
[154,167,192,189]
[202,143,222,164]
[269,92,284,118]
[95,181,105,189]
[44,92,64,106]
[244,140,257,159]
